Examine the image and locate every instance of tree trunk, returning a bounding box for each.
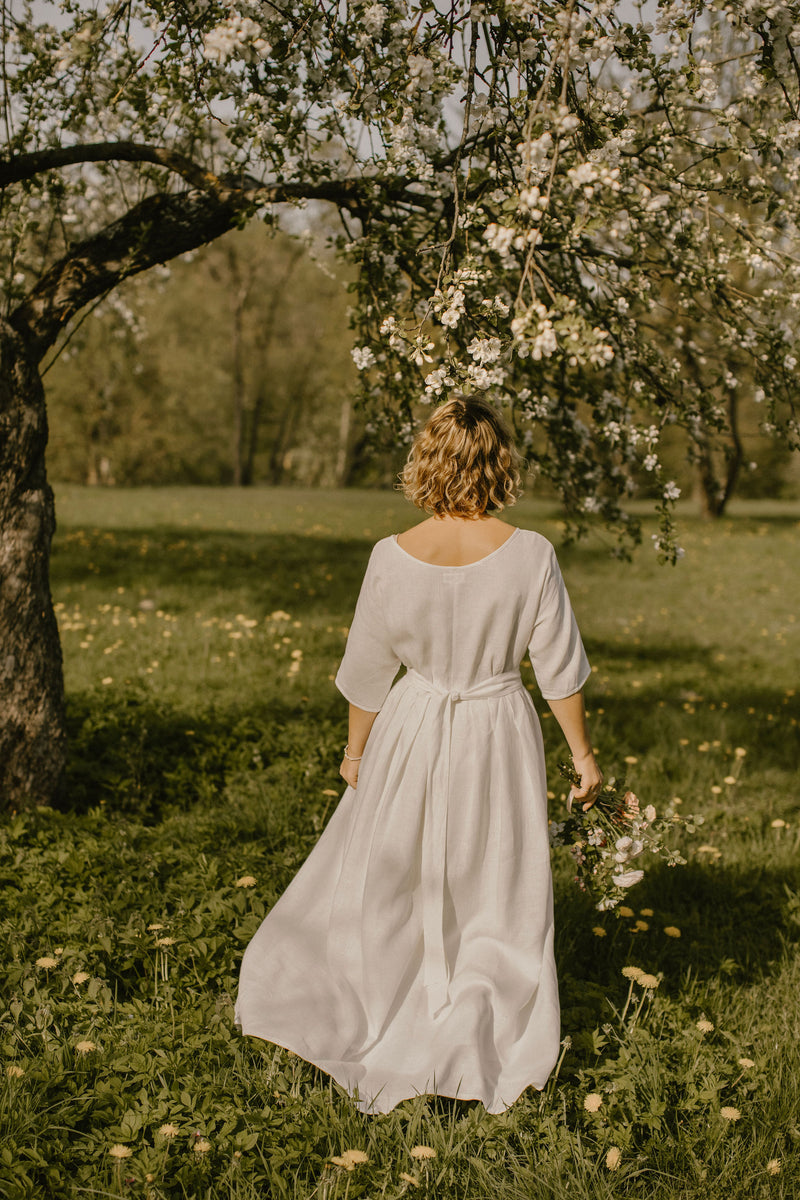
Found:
[0,320,66,808]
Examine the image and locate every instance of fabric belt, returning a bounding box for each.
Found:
[404,667,526,1017]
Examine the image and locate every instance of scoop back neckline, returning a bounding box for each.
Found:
[390,525,521,569]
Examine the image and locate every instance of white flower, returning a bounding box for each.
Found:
[484,223,516,255]
[611,869,644,888]
[644,804,657,822]
[467,337,502,364]
[363,3,388,36]
[663,481,681,501]
[643,453,658,471]
[351,346,375,371]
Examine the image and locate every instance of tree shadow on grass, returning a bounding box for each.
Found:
[50,527,376,619]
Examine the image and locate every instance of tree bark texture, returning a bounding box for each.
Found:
[0,320,66,808]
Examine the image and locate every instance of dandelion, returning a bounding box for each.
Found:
[623,755,638,764]
[108,1145,132,1159]
[618,906,635,919]
[147,923,165,931]
[638,974,659,989]
[592,926,607,937]
[101,676,113,685]
[36,956,58,969]
[155,937,176,947]
[723,776,737,785]
[400,1172,420,1185]
[734,747,747,758]
[770,818,786,829]
[738,1057,755,1068]
[766,1158,781,1175]
[633,919,649,931]
[236,876,257,887]
[664,926,681,938]
[75,1040,97,1053]
[194,1139,211,1153]
[605,1146,622,1170]
[410,1145,436,1159]
[720,1106,741,1121]
[696,1019,715,1033]
[6,1065,24,1078]
[584,1093,603,1112]
[639,908,653,917]
[159,1124,179,1138]
[330,1149,369,1170]
[72,971,90,984]
[622,966,644,980]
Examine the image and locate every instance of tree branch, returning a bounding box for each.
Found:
[8,173,434,361]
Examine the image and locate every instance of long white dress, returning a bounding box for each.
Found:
[235,527,590,1114]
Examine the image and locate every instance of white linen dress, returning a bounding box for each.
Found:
[235,526,590,1114]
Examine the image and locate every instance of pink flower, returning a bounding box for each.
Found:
[623,791,639,814]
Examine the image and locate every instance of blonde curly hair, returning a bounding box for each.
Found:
[400,395,523,517]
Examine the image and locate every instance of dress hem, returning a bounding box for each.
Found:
[235,1018,547,1116]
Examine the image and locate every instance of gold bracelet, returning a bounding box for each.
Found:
[343,744,363,761]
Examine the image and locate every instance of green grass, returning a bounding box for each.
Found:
[1,486,799,1199]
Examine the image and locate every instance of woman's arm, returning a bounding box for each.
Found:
[339,703,379,789]
[546,690,603,809]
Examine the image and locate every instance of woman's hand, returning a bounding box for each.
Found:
[339,755,360,789]
[570,750,603,811]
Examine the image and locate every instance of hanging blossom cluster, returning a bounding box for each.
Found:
[2,0,800,559]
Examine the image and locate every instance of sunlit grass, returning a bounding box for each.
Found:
[0,487,798,1198]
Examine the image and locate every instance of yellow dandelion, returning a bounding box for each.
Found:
[410,1145,436,1159]
[583,1093,603,1113]
[639,908,654,917]
[720,1106,741,1121]
[623,755,638,765]
[633,920,649,931]
[723,776,737,785]
[6,1065,24,1078]
[75,1040,97,1054]
[734,747,747,758]
[36,956,58,969]
[330,1148,368,1170]
[738,1057,755,1069]
[322,788,338,797]
[108,1145,132,1159]
[155,937,176,947]
[618,906,635,918]
[159,1124,179,1138]
[770,818,787,829]
[101,677,113,686]
[592,926,607,937]
[194,1139,212,1154]
[55,947,64,956]
[638,974,659,989]
[147,923,165,932]
[400,1172,420,1186]
[766,1158,780,1175]
[621,966,644,980]
[664,926,681,938]
[711,785,722,795]
[236,876,257,888]
[72,971,90,984]
[696,1019,714,1033]
[605,1146,622,1170]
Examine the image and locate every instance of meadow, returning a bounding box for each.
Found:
[1,485,798,1200]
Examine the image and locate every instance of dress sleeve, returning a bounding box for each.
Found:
[527,546,591,701]
[334,546,401,712]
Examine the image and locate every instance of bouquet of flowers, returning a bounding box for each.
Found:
[548,762,704,912]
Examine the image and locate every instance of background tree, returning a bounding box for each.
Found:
[43,227,361,487]
[2,0,800,809]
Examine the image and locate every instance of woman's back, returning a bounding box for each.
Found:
[335,527,589,705]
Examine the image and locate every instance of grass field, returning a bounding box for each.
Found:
[1,486,799,1199]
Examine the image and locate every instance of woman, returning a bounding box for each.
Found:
[235,395,602,1115]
